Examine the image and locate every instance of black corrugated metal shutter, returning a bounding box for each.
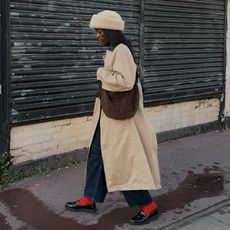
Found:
[143,0,225,104]
[10,0,140,123]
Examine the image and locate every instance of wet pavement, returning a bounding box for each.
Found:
[0,129,230,229]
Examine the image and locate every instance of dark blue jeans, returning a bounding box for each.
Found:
[84,123,153,207]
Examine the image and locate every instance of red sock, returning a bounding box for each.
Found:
[142,202,157,215]
[79,196,94,206]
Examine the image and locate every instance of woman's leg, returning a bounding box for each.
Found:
[84,123,108,203]
[122,190,153,207]
[65,123,107,212]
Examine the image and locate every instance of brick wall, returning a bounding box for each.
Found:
[10,98,219,164]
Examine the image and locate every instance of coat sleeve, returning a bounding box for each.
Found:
[96,45,137,92]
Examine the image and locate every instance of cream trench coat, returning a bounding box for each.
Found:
[87,43,161,192]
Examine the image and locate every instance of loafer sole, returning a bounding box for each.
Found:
[129,209,159,225]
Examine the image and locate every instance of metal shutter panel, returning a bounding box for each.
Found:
[143,0,225,104]
[10,0,140,123]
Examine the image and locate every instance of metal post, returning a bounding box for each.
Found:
[219,0,228,130]
[0,0,10,157]
[139,0,145,91]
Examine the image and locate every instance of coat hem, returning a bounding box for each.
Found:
[107,184,162,193]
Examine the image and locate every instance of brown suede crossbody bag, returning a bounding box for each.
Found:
[96,73,139,120]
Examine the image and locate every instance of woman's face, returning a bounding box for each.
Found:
[95,29,108,45]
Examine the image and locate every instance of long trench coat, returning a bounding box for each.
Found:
[87,43,161,192]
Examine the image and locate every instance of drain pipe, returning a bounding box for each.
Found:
[138,0,145,91]
[219,0,228,130]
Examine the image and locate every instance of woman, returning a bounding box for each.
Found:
[65,10,161,225]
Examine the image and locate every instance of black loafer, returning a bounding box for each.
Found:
[65,200,97,213]
[129,208,159,225]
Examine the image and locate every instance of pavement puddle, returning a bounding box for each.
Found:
[155,172,224,214]
[0,188,81,230]
[0,172,224,229]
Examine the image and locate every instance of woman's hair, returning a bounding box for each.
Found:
[103,29,135,61]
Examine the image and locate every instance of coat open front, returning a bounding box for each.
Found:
[87,44,161,192]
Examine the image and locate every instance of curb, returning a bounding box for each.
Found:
[160,198,230,230]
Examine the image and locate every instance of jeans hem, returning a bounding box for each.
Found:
[127,199,153,207]
[84,193,105,203]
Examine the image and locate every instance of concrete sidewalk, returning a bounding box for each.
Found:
[0,129,230,230]
[170,200,230,230]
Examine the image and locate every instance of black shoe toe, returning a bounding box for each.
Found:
[65,200,97,213]
[129,208,159,225]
